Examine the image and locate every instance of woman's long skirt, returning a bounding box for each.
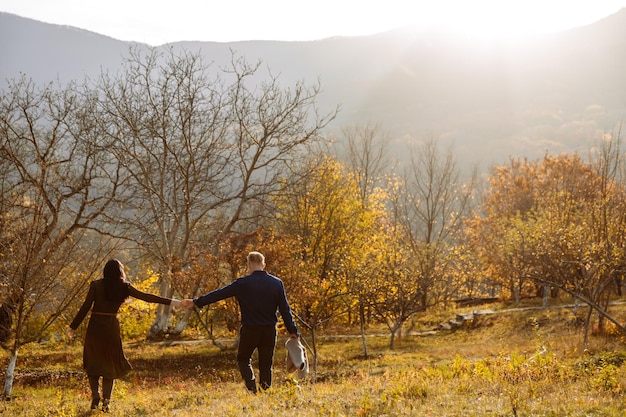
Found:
[83,314,132,379]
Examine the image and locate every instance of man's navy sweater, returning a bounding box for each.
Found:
[193,270,299,335]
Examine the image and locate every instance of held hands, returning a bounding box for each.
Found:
[65,327,74,340]
[170,298,195,309]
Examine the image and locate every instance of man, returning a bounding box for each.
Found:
[182,251,299,392]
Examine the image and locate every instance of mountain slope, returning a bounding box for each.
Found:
[2,10,626,169]
[0,12,135,83]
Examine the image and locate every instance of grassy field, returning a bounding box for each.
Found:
[1,302,626,416]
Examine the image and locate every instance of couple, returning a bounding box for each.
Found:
[67,252,299,412]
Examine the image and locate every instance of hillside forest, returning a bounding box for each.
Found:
[1,47,625,398]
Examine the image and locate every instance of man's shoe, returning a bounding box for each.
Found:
[245,380,257,394]
[102,399,110,413]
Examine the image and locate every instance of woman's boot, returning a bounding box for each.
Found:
[90,395,100,410]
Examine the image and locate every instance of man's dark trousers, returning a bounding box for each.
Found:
[237,325,277,392]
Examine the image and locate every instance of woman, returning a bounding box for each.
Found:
[66,259,181,412]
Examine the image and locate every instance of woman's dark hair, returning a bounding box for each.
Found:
[103,259,129,303]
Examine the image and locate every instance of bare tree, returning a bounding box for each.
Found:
[405,137,475,245]
[96,47,234,337]
[339,122,392,204]
[381,137,476,343]
[96,47,336,338]
[0,76,121,397]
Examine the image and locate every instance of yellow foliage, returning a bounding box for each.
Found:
[118,265,163,340]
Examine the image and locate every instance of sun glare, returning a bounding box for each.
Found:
[392,0,623,41]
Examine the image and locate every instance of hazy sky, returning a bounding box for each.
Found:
[1,0,626,45]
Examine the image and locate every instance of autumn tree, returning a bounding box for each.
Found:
[466,157,542,303]
[336,122,392,356]
[273,155,379,377]
[468,148,626,345]
[178,247,236,350]
[362,174,436,347]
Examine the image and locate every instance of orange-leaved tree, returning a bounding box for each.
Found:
[467,146,626,346]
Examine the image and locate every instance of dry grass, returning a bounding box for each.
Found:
[2,302,626,416]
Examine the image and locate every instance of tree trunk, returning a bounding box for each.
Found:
[598,313,606,335]
[513,284,521,307]
[172,309,191,334]
[583,305,593,349]
[310,327,318,383]
[147,276,174,339]
[147,304,174,339]
[2,347,18,398]
[614,276,623,297]
[389,320,401,349]
[359,302,368,357]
